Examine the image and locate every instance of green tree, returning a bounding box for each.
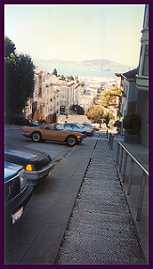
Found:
[100,91,111,108]
[5,37,35,123]
[71,104,84,115]
[100,87,122,108]
[5,37,16,58]
[52,68,58,76]
[15,54,35,113]
[103,112,114,128]
[5,37,16,121]
[86,105,104,123]
[110,87,123,97]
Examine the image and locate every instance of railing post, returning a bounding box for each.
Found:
[122,153,128,183]
[127,159,134,195]
[136,172,146,221]
[116,143,120,166]
[119,147,124,173]
[111,134,114,150]
[108,133,114,150]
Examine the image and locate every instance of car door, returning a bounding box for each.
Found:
[40,125,56,141]
[43,124,65,142]
[53,124,66,141]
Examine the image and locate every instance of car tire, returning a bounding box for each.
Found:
[31,132,41,142]
[66,136,77,147]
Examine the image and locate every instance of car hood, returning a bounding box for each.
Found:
[5,148,52,166]
[4,161,23,182]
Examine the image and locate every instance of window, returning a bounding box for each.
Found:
[56,124,64,130]
[64,124,72,129]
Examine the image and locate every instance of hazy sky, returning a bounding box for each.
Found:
[5,4,145,66]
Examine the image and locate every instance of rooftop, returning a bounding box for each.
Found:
[115,68,138,80]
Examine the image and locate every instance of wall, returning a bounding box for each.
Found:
[136,90,148,147]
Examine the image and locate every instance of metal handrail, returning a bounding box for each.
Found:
[117,142,149,176]
[116,141,149,223]
[116,141,149,259]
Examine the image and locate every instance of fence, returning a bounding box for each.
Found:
[115,142,149,262]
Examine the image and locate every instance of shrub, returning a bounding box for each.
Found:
[123,113,141,134]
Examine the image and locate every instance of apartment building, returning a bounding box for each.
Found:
[25,71,81,121]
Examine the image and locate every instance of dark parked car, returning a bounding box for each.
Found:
[5,147,55,186]
[13,115,30,126]
[4,161,33,224]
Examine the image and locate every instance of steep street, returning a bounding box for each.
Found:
[5,133,145,264]
[4,4,149,266]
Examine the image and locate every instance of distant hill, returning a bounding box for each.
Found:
[34,58,131,80]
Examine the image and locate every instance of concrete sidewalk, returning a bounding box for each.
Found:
[57,138,145,265]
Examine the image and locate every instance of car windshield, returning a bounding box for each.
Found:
[83,123,92,127]
[75,123,84,129]
[33,121,39,125]
[64,124,81,130]
[64,124,72,129]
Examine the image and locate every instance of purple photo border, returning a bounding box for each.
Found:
[0,1,152,269]
[0,1,4,269]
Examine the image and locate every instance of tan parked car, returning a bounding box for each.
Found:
[22,123,85,147]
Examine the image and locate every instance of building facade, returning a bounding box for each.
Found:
[25,71,82,122]
[116,68,138,118]
[136,4,149,147]
[115,5,149,146]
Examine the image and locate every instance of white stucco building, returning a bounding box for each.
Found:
[25,71,82,121]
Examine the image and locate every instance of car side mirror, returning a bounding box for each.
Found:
[45,126,50,130]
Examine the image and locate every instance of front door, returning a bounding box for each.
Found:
[43,124,65,142]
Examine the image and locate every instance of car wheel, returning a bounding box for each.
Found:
[32,132,41,142]
[66,136,77,147]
